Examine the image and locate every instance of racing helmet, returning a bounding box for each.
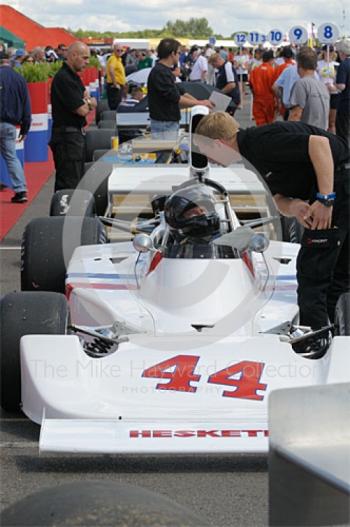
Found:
[164,184,221,238]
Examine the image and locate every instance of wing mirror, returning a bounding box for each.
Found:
[133,233,155,253]
[248,233,269,253]
[213,226,269,253]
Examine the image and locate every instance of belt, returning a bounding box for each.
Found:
[53,126,86,134]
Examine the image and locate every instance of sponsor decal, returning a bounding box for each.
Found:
[130,429,268,438]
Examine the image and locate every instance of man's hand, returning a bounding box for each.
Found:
[304,201,333,230]
[17,134,26,143]
[289,199,313,228]
[198,99,215,109]
[89,96,97,109]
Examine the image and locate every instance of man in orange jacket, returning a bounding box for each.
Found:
[249,50,277,125]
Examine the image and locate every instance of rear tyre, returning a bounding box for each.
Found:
[334,292,350,336]
[50,189,95,217]
[0,292,68,411]
[21,216,106,293]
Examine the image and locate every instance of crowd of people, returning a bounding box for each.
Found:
[0,41,68,67]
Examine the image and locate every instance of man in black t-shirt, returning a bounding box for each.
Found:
[147,38,213,139]
[196,112,349,337]
[50,42,97,191]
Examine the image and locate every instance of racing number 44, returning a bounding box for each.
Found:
[142,355,267,400]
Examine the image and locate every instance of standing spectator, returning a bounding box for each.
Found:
[106,41,126,110]
[50,42,97,191]
[204,44,216,86]
[274,47,295,79]
[147,38,213,139]
[178,45,188,67]
[45,46,59,62]
[189,48,208,82]
[272,47,295,118]
[249,50,277,125]
[317,45,339,133]
[0,53,31,203]
[289,48,330,130]
[31,47,46,63]
[0,42,6,60]
[335,38,350,144]
[219,46,228,61]
[195,112,350,354]
[149,49,157,67]
[234,47,250,95]
[273,63,300,120]
[248,48,263,73]
[124,49,138,75]
[10,48,26,68]
[138,51,153,70]
[208,53,240,114]
[56,44,68,61]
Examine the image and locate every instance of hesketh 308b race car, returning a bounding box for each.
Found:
[1,108,349,455]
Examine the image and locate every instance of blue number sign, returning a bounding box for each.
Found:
[234,33,247,46]
[317,23,339,44]
[268,28,283,45]
[288,26,308,44]
[248,31,260,46]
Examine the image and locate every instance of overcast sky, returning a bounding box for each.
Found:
[5,0,349,37]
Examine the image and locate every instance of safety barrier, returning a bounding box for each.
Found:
[24,81,49,162]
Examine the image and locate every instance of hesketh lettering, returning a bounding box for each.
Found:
[129,429,269,438]
[197,430,221,437]
[174,430,197,437]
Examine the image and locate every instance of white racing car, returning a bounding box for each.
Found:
[1,108,349,455]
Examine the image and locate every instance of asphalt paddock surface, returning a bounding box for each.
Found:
[0,100,268,526]
[0,414,268,526]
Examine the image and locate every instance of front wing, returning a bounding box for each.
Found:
[20,334,350,454]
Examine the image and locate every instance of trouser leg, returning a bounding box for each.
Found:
[297,227,348,329]
[326,231,350,322]
[335,105,350,146]
[50,132,85,192]
[0,123,27,192]
[106,85,121,110]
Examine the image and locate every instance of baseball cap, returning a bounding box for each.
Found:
[15,49,25,58]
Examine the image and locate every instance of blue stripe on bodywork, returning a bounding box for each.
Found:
[67,273,134,279]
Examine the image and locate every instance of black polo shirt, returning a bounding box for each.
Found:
[51,62,86,128]
[237,121,349,200]
[147,62,181,122]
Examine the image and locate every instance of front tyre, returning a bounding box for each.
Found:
[0,292,68,412]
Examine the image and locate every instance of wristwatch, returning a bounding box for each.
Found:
[315,192,336,207]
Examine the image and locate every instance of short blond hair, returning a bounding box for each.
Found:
[195,112,240,141]
[208,52,221,66]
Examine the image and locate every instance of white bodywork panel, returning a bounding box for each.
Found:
[108,165,267,197]
[22,334,349,454]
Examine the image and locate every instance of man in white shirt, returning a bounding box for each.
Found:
[189,48,208,82]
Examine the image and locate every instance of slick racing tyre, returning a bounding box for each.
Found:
[21,216,106,293]
[334,292,350,336]
[0,292,68,411]
[0,480,206,526]
[50,189,95,217]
